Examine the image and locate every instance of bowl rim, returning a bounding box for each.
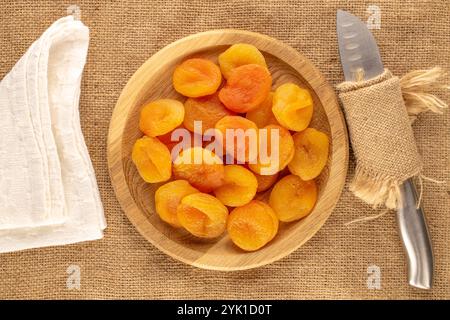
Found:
[107,29,349,271]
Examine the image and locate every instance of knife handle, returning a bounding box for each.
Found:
[397,178,434,289]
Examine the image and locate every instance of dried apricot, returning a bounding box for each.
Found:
[157,125,184,146]
[245,92,279,128]
[177,193,228,238]
[173,58,222,97]
[272,83,313,131]
[269,174,317,222]
[218,43,267,79]
[183,93,235,133]
[227,200,279,251]
[155,180,199,227]
[139,99,185,137]
[215,116,258,163]
[160,127,207,157]
[173,147,225,192]
[132,136,172,183]
[288,128,329,180]
[219,64,272,113]
[254,172,279,193]
[214,165,258,207]
[248,124,294,175]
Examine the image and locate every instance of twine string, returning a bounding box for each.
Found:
[344,209,390,227]
[401,67,449,122]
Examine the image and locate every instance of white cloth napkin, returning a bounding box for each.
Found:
[0,16,106,253]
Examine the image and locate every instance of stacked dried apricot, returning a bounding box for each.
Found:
[131,43,330,252]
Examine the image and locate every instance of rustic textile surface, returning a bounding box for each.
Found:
[0,0,449,299]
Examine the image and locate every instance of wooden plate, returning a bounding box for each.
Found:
[107,30,348,270]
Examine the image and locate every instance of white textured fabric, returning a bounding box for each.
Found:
[0,16,105,252]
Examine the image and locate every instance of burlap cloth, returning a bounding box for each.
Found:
[338,69,423,209]
[0,0,449,300]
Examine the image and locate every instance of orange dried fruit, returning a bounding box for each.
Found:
[139,99,185,137]
[173,58,222,97]
[227,200,279,251]
[173,147,225,193]
[158,127,207,158]
[248,124,294,175]
[269,174,317,222]
[218,43,267,79]
[218,64,272,113]
[215,116,258,163]
[214,165,258,207]
[245,92,279,128]
[254,172,279,193]
[132,136,172,183]
[272,83,313,131]
[177,193,228,238]
[288,128,329,180]
[183,93,235,133]
[157,125,184,146]
[155,180,199,227]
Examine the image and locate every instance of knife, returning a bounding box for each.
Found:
[336,9,434,289]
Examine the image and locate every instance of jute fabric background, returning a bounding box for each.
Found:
[0,0,449,299]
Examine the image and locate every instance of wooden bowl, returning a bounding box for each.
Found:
[108,30,348,270]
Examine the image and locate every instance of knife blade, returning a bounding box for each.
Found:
[337,10,384,81]
[337,9,434,289]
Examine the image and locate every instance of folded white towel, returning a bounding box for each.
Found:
[0,16,106,253]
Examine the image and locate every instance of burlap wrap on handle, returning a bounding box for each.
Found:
[337,69,423,209]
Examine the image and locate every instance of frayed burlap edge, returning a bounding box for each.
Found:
[350,165,416,210]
